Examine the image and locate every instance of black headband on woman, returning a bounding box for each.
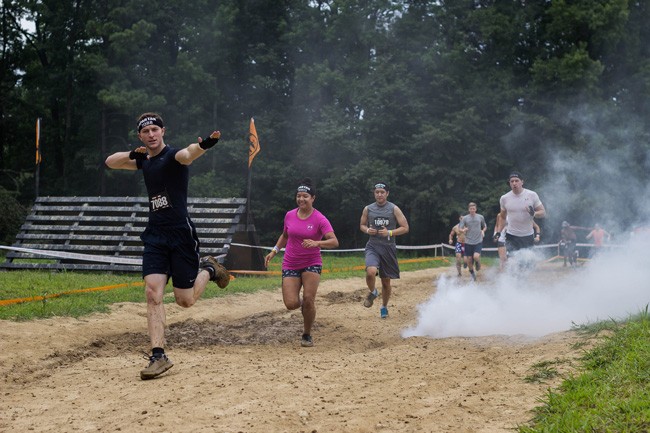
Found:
[296,184,315,196]
[137,116,164,132]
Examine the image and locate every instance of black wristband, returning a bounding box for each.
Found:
[129,150,147,161]
[199,131,220,150]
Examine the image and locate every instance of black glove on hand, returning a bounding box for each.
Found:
[129,147,148,161]
[528,205,535,216]
[199,131,221,150]
[493,232,500,243]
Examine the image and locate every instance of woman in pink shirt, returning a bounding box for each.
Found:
[265,178,339,347]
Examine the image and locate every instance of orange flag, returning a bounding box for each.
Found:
[35,118,42,165]
[248,118,260,168]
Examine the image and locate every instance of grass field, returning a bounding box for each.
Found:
[519,310,650,432]
[0,252,453,320]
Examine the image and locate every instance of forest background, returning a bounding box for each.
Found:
[1,0,649,249]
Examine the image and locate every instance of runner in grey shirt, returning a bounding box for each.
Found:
[360,182,409,319]
[459,202,486,281]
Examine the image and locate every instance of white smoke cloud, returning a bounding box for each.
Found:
[403,102,650,339]
[402,238,650,339]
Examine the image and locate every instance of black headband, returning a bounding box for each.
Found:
[296,185,315,196]
[508,172,522,180]
[137,116,164,132]
[374,182,389,191]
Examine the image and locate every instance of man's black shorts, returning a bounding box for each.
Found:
[141,223,200,289]
[505,233,534,252]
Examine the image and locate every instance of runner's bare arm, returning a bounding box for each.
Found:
[496,209,507,232]
[105,151,139,170]
[392,206,409,236]
[175,132,220,165]
[360,206,376,235]
[175,142,206,165]
[264,231,289,268]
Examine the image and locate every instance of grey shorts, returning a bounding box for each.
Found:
[365,242,400,279]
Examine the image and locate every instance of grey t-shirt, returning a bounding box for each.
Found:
[366,201,396,246]
[459,213,486,245]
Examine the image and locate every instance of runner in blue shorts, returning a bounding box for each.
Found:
[448,214,466,277]
[459,202,486,281]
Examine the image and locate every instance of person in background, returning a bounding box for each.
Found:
[559,221,578,267]
[586,223,611,257]
[264,178,338,347]
[448,214,467,277]
[360,182,409,319]
[459,202,486,281]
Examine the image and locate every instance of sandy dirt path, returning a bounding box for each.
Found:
[0,268,585,432]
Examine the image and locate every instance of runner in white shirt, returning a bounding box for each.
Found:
[495,172,545,254]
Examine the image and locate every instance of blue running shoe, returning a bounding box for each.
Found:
[380,306,388,318]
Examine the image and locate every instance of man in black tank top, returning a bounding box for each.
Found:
[359,182,409,318]
[105,112,228,380]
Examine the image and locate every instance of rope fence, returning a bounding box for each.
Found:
[0,241,620,307]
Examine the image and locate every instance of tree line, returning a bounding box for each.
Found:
[1,0,649,248]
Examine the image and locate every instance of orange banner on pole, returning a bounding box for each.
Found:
[248,118,260,168]
[35,118,42,165]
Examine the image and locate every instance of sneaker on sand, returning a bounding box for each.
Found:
[301,334,314,347]
[140,353,173,380]
[363,290,378,308]
[380,306,389,318]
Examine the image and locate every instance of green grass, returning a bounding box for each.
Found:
[524,359,567,384]
[519,308,650,432]
[0,252,450,321]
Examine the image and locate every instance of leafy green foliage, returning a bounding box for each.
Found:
[2,0,650,248]
[0,187,27,245]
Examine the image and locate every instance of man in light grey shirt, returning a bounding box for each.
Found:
[459,202,486,281]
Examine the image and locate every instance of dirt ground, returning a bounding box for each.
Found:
[0,267,587,433]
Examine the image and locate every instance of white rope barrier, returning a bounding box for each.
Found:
[0,241,622,265]
[0,245,143,265]
[0,245,226,265]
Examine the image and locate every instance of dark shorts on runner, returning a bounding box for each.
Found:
[464,243,483,257]
[282,265,323,278]
[365,242,400,279]
[505,233,534,252]
[141,224,200,289]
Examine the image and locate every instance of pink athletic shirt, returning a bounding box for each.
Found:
[282,208,334,270]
